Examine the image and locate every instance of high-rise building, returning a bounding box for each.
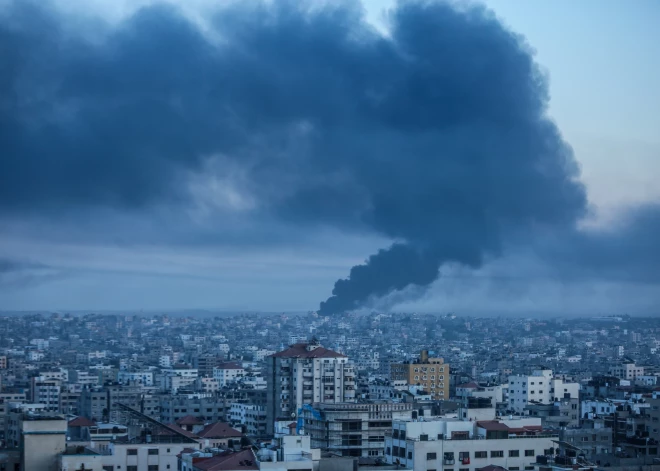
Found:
[266,341,355,434]
[390,350,450,400]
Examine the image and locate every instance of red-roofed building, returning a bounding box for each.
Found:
[177,415,205,433]
[198,422,243,449]
[266,340,355,434]
[180,448,258,471]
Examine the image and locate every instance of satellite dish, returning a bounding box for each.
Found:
[291,412,296,418]
[299,428,305,435]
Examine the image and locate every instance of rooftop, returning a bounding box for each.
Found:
[270,343,346,359]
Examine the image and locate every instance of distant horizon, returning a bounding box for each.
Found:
[0,308,647,318]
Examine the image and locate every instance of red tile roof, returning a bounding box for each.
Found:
[198,422,243,439]
[270,343,346,359]
[68,417,97,427]
[163,424,200,439]
[193,449,258,470]
[476,421,509,431]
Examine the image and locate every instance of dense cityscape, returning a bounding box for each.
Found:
[1,0,658,469]
[1,311,660,470]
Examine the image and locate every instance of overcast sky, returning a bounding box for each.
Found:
[1,0,658,314]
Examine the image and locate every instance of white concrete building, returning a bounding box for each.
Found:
[508,369,579,413]
[117,371,154,387]
[212,362,245,387]
[68,370,100,387]
[385,417,555,471]
[609,361,644,380]
[229,402,267,436]
[30,377,61,411]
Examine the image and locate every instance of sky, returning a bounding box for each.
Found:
[0,0,658,314]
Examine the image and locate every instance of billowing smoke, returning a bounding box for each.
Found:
[0,0,656,313]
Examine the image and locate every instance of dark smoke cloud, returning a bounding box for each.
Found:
[0,0,657,312]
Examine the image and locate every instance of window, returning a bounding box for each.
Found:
[408,451,413,459]
[148,449,159,455]
[128,467,138,471]
[509,450,520,457]
[127,449,138,455]
[459,452,469,460]
[525,467,535,470]
[491,451,504,458]
[509,468,520,470]
[475,451,487,458]
[427,453,437,460]
[148,466,159,471]
[525,450,535,457]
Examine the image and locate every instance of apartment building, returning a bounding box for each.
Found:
[391,350,450,400]
[229,402,267,436]
[5,411,67,471]
[160,395,229,424]
[609,361,645,380]
[30,376,61,411]
[266,341,355,434]
[385,418,556,471]
[508,369,580,414]
[212,362,245,387]
[302,401,414,457]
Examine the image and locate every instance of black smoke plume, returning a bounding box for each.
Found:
[0,0,656,313]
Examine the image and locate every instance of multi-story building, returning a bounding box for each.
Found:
[68,370,100,387]
[391,350,450,400]
[160,395,229,424]
[162,366,198,394]
[59,391,80,415]
[79,388,108,421]
[30,376,61,411]
[525,398,580,428]
[117,370,154,387]
[212,362,245,387]
[5,410,67,471]
[193,353,223,378]
[508,369,580,413]
[608,361,644,380]
[385,417,557,471]
[266,341,355,434]
[0,355,7,369]
[302,401,414,457]
[229,402,267,436]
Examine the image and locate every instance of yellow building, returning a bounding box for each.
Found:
[390,350,449,400]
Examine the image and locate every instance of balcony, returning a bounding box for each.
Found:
[444,459,455,465]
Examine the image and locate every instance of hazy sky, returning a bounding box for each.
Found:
[1,0,658,314]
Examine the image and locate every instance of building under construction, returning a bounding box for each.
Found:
[300,402,414,458]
